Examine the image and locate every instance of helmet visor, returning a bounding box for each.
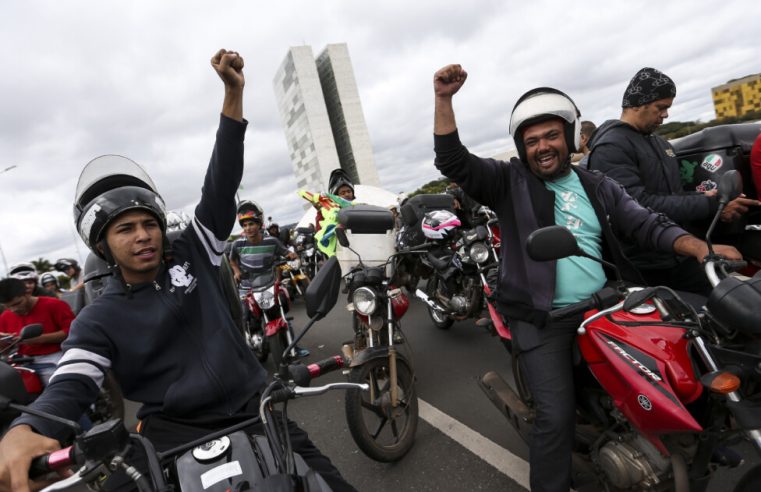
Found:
[75,155,158,209]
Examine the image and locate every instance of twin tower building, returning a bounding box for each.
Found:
[273,43,381,196]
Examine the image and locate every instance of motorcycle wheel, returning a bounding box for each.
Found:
[88,371,125,424]
[425,278,454,330]
[345,357,418,462]
[246,319,269,363]
[268,329,290,369]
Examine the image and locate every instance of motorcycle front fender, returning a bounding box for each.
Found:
[349,345,411,369]
[264,317,288,337]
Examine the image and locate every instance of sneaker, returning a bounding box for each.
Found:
[295,346,310,358]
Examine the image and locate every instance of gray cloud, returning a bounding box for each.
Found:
[1,0,760,270]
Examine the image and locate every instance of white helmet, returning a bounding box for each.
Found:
[9,262,38,281]
[421,210,461,241]
[509,87,581,165]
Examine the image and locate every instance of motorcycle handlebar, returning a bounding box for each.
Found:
[288,355,345,387]
[29,446,77,479]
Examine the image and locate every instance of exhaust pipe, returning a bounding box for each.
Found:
[415,289,448,314]
[479,371,534,424]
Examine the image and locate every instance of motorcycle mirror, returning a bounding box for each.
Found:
[622,288,657,313]
[336,227,350,248]
[526,226,581,261]
[717,170,743,206]
[19,323,43,340]
[0,364,32,406]
[305,257,342,320]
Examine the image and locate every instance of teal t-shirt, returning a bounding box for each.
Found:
[544,171,606,307]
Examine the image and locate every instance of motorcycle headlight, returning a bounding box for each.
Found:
[469,242,490,264]
[306,247,314,257]
[288,258,301,269]
[254,288,276,310]
[295,235,305,245]
[352,287,377,316]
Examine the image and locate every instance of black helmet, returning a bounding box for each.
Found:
[509,87,581,165]
[73,155,166,259]
[236,200,263,226]
[54,258,79,272]
[40,272,60,289]
[328,169,354,196]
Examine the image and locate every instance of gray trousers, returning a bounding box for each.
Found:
[510,316,581,492]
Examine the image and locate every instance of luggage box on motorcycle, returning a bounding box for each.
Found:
[336,205,396,274]
[671,123,761,199]
[399,193,455,247]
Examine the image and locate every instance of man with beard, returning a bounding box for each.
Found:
[431,63,740,492]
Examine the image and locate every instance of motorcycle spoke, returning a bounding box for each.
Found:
[370,417,389,439]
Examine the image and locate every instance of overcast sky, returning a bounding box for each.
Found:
[1,0,759,273]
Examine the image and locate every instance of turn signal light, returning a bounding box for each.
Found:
[706,371,741,394]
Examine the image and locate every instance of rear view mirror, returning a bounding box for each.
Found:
[305,257,342,320]
[717,170,742,205]
[336,227,350,248]
[526,226,580,261]
[19,324,43,340]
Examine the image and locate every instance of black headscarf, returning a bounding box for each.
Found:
[622,67,676,108]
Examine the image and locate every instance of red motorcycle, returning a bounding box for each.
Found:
[240,263,296,367]
[479,171,761,491]
[1,324,125,433]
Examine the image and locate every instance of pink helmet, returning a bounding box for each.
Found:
[421,210,461,241]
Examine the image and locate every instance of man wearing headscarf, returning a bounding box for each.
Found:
[587,67,760,294]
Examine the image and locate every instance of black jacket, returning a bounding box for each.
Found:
[587,120,718,268]
[434,130,687,331]
[15,115,267,442]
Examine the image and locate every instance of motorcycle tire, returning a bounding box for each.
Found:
[88,371,125,424]
[345,357,418,462]
[425,278,454,330]
[247,320,269,363]
[268,329,290,369]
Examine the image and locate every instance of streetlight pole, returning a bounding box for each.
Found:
[0,164,19,276]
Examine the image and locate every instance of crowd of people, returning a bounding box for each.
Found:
[0,48,760,492]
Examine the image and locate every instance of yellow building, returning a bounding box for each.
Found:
[711,73,761,119]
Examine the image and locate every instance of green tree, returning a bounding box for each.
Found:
[31,257,53,273]
[408,177,450,197]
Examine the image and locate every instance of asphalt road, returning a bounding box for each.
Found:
[113,293,757,491]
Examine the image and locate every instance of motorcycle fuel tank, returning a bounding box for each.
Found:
[577,309,703,453]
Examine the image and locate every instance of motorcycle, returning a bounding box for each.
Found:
[240,264,297,367]
[9,257,369,492]
[1,324,125,433]
[334,204,421,462]
[279,257,311,300]
[479,170,761,491]
[415,214,500,330]
[293,227,320,280]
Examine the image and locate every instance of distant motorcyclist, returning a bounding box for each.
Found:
[9,263,56,298]
[0,277,74,385]
[297,168,355,257]
[39,273,62,297]
[54,258,84,291]
[230,201,308,358]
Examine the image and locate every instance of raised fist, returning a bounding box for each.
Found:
[434,64,468,98]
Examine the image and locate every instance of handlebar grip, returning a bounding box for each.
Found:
[723,260,748,272]
[288,356,345,386]
[269,388,295,404]
[29,447,75,479]
[548,299,595,321]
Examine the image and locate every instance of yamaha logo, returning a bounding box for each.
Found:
[638,394,652,411]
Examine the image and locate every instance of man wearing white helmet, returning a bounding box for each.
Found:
[432,64,741,492]
[9,263,56,298]
[0,49,352,492]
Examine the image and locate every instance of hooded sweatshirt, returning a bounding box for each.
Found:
[14,115,267,442]
[587,119,718,269]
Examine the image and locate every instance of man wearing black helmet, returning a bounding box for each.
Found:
[432,64,740,492]
[0,49,352,492]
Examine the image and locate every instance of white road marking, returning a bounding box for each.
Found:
[418,398,530,490]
